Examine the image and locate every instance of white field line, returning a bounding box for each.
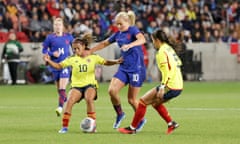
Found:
[0,106,240,111]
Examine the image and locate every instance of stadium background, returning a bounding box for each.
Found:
[1,0,240,83]
[0,1,240,144]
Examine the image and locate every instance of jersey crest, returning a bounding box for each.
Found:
[127,34,131,40]
[86,58,91,63]
[65,40,70,45]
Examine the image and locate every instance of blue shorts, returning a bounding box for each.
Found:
[156,85,182,100]
[52,68,71,81]
[114,69,146,87]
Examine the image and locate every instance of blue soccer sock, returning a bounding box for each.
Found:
[113,104,123,115]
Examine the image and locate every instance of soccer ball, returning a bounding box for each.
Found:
[80,117,96,133]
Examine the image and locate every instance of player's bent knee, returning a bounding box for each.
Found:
[85,97,94,103]
[128,98,136,106]
[108,88,116,97]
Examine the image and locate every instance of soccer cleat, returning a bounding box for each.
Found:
[166,121,179,134]
[118,126,136,134]
[55,107,63,117]
[113,112,126,129]
[136,118,147,132]
[58,127,68,134]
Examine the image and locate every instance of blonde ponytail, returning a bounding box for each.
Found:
[115,11,136,26]
[127,11,136,26]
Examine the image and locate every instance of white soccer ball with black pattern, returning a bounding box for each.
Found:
[80,117,96,133]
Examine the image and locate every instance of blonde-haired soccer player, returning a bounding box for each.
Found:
[88,10,147,131]
[118,29,183,134]
[43,34,122,133]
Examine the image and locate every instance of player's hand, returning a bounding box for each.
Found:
[53,51,60,57]
[156,86,164,99]
[43,54,50,62]
[121,44,131,51]
[116,57,123,64]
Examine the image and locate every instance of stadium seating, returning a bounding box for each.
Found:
[16,32,29,42]
[0,32,8,42]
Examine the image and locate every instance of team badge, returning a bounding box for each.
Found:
[127,34,131,40]
[87,59,91,63]
[65,40,70,44]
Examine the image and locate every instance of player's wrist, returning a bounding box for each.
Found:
[160,84,165,89]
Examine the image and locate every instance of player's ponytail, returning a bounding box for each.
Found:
[81,33,93,50]
[152,29,183,55]
[127,11,136,26]
[115,11,136,26]
[72,33,93,50]
[168,36,183,55]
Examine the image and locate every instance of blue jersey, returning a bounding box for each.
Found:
[42,33,74,71]
[108,26,145,72]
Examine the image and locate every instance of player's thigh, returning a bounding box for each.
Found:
[58,68,70,89]
[58,77,69,89]
[109,77,125,93]
[84,87,97,102]
[141,87,158,105]
[68,88,82,104]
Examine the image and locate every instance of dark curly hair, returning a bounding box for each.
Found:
[151,29,184,55]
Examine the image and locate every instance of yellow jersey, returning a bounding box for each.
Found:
[156,43,183,90]
[60,54,106,88]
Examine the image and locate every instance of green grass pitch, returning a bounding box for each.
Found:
[0,81,240,144]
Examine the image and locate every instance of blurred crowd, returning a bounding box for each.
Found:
[0,0,240,43]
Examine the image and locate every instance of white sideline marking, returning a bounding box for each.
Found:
[0,106,240,111]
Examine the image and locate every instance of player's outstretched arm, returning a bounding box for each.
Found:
[43,54,63,69]
[104,57,123,66]
[90,40,110,53]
